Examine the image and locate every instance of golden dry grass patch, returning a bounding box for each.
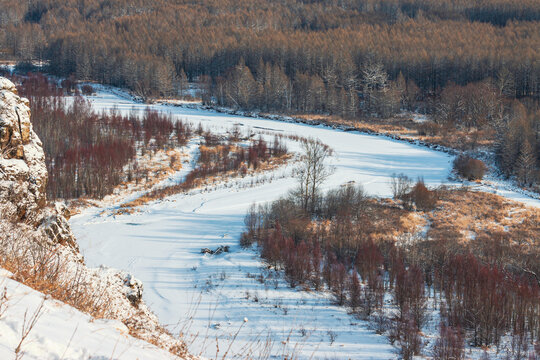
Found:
[293,113,495,150]
[425,189,539,246]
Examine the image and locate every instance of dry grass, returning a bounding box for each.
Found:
[364,198,420,241]
[307,187,539,272]
[426,188,539,247]
[0,220,113,319]
[293,113,495,151]
[0,214,191,359]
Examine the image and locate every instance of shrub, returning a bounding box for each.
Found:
[0,219,112,318]
[81,84,95,95]
[417,122,441,136]
[453,155,487,180]
[407,180,437,211]
[432,325,465,360]
[390,173,412,201]
[390,316,422,360]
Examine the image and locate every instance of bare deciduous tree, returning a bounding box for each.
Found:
[293,140,333,213]
[390,173,412,200]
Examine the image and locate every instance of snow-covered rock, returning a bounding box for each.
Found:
[0,77,47,222]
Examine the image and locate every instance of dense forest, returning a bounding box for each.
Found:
[1,0,539,187]
[1,0,538,101]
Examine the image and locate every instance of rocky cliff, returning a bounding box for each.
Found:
[0,77,47,222]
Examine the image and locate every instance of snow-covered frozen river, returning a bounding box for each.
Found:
[70,87,540,359]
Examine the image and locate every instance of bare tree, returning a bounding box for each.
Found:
[293,140,333,213]
[362,61,388,112]
[495,67,515,98]
[390,173,412,200]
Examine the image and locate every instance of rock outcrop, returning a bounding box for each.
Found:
[0,77,47,222]
[0,77,78,249]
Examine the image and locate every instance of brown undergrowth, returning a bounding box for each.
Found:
[293,113,494,151]
[0,219,113,319]
[0,216,191,359]
[246,183,540,281]
[427,188,539,246]
[115,136,291,215]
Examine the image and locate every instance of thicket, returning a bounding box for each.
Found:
[117,133,288,212]
[241,183,540,358]
[14,73,192,199]
[453,155,487,181]
[184,133,287,188]
[0,214,113,319]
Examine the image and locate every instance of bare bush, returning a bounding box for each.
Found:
[80,84,95,95]
[408,180,437,211]
[417,122,442,137]
[390,316,422,360]
[0,220,112,319]
[432,325,465,360]
[15,299,45,360]
[0,282,7,320]
[453,154,487,180]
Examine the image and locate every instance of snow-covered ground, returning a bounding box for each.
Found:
[0,269,178,360]
[69,86,540,359]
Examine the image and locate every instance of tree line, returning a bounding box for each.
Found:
[1,0,538,186]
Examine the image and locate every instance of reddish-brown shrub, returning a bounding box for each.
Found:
[408,180,437,211]
[432,325,465,360]
[453,155,487,180]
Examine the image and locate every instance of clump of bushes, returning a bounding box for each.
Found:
[417,122,441,137]
[408,180,437,211]
[81,84,95,95]
[453,155,487,181]
[391,174,437,211]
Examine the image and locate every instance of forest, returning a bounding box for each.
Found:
[1,0,538,101]
[1,0,538,187]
